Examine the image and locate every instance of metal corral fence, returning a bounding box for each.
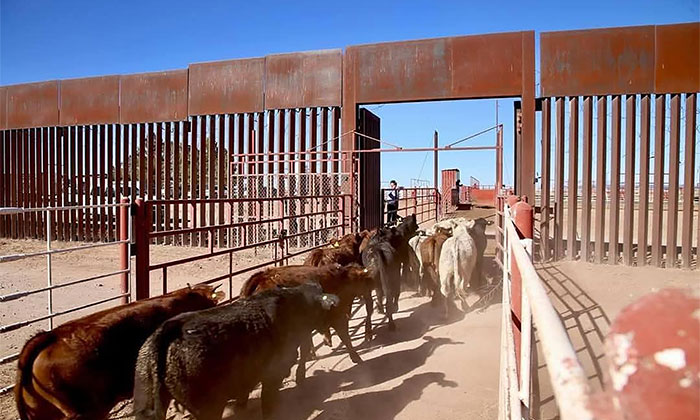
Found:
[133,193,352,300]
[498,198,593,420]
[381,187,441,227]
[0,200,131,395]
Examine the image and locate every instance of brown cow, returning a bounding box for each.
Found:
[14,284,224,420]
[304,231,371,267]
[420,226,453,304]
[239,263,373,381]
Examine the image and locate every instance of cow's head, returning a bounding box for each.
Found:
[186,283,226,304]
[435,226,453,237]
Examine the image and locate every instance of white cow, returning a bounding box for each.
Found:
[408,234,428,294]
[438,223,477,317]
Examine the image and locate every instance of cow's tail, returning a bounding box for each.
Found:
[239,271,264,297]
[15,331,57,420]
[133,319,183,420]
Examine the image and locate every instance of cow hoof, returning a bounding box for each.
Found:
[350,353,363,364]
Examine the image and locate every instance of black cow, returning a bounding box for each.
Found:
[361,214,418,330]
[133,283,339,420]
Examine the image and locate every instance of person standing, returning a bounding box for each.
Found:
[386,180,400,225]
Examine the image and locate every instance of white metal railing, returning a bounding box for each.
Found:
[499,203,593,420]
[0,200,132,395]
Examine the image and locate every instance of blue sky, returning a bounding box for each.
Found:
[1,0,697,187]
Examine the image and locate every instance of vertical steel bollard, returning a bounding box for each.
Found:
[134,198,151,300]
[119,197,129,304]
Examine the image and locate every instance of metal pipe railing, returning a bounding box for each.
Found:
[0,200,133,395]
[500,203,593,420]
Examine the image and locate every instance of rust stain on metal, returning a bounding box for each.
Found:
[265,50,342,109]
[349,31,524,104]
[120,70,188,123]
[60,75,120,125]
[655,22,700,93]
[0,87,6,129]
[6,81,59,129]
[188,58,264,115]
[603,289,700,420]
[541,25,655,96]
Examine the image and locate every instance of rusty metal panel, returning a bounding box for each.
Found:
[265,50,342,109]
[188,58,264,115]
[637,95,651,266]
[350,31,524,104]
[60,76,120,126]
[0,87,7,129]
[519,31,536,202]
[654,23,700,93]
[567,97,579,260]
[120,70,188,124]
[358,108,381,230]
[540,26,655,97]
[6,81,59,129]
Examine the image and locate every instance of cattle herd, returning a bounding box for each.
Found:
[13,214,489,420]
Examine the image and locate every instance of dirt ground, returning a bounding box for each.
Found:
[0,207,697,419]
[531,259,699,420]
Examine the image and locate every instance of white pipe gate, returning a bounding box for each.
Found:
[499,202,594,420]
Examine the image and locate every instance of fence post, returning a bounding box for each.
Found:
[510,198,533,378]
[134,198,151,300]
[119,197,129,304]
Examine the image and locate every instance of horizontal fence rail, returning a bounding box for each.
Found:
[381,187,441,226]
[0,199,132,395]
[499,199,593,420]
[134,193,352,300]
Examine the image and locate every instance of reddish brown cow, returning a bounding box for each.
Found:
[240,264,374,381]
[14,284,224,420]
[420,226,452,303]
[359,228,377,254]
[303,231,371,267]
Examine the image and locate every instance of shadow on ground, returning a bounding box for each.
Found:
[225,293,466,420]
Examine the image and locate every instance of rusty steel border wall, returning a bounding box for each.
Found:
[0,23,698,269]
[537,22,699,269]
